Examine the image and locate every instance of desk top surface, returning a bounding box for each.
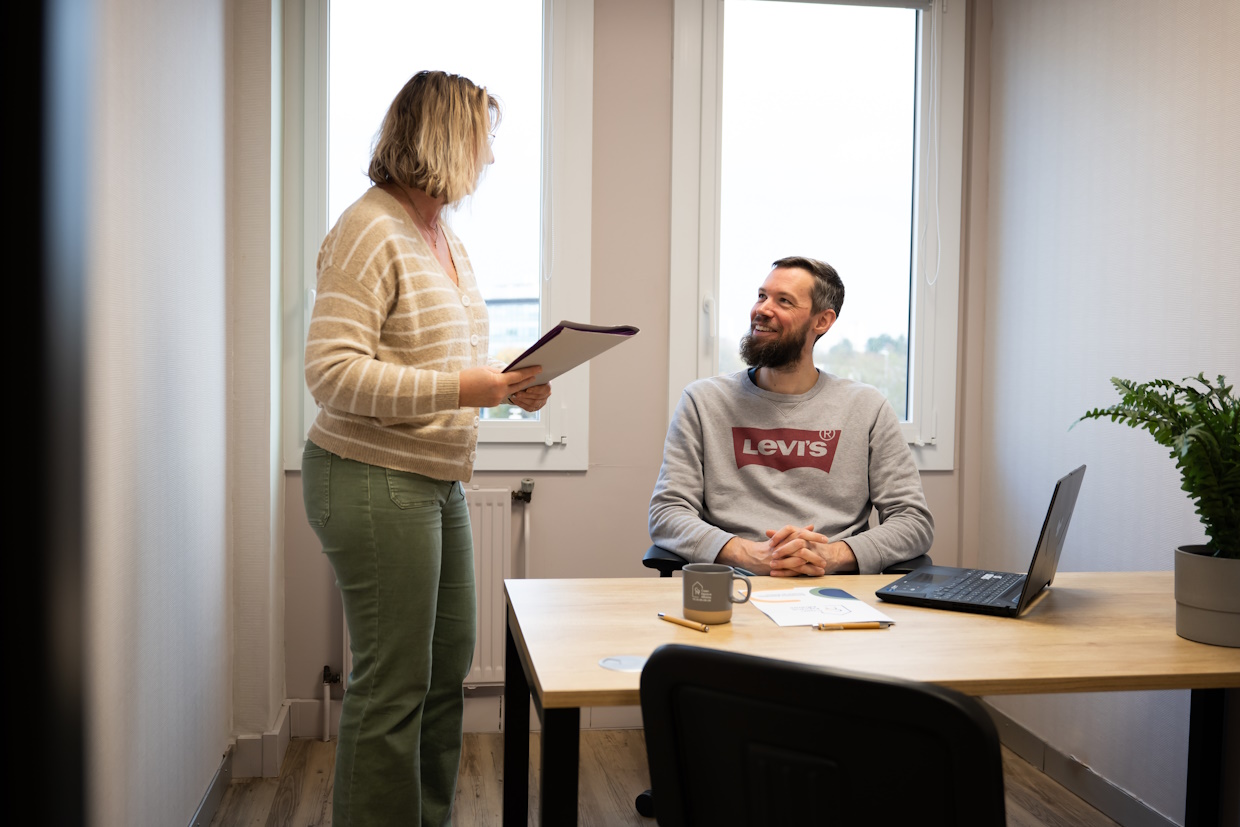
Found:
[504,572,1240,708]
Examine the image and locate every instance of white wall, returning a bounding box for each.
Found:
[85,0,231,822]
[979,1,1239,822]
[84,0,284,823]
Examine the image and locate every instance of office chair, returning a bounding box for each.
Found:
[635,543,933,818]
[641,544,934,576]
[638,644,1007,827]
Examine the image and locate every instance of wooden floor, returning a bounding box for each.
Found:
[209,731,1122,827]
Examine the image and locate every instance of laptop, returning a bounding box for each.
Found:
[876,465,1086,617]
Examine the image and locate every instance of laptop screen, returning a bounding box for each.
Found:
[1014,465,1086,612]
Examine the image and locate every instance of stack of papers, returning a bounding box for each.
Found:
[749,587,896,628]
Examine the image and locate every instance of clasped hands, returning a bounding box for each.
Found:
[720,524,858,577]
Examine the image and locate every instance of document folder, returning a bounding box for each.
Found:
[502,320,639,384]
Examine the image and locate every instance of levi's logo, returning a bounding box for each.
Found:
[732,427,841,473]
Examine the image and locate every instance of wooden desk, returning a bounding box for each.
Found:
[502,572,1240,826]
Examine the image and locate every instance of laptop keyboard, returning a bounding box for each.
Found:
[931,572,1020,604]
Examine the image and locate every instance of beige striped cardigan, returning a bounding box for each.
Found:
[304,186,490,481]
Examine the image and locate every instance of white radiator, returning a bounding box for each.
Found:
[464,487,513,685]
[341,487,513,691]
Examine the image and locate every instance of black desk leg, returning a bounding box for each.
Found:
[503,620,530,827]
[540,706,581,826]
[1185,687,1225,827]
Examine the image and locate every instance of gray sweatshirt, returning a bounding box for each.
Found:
[649,369,934,574]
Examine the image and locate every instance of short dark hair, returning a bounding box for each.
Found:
[771,256,844,318]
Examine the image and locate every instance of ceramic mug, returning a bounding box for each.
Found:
[683,563,753,624]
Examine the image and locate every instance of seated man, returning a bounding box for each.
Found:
[649,256,933,576]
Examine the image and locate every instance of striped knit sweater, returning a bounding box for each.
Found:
[304,186,490,481]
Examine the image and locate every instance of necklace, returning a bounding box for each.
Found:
[399,185,440,252]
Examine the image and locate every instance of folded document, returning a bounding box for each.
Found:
[749,587,896,628]
[503,320,639,384]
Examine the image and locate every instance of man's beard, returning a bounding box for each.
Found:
[739,320,810,369]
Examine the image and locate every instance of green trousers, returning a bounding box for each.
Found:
[302,440,476,827]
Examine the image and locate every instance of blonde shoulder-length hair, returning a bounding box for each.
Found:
[368,70,500,205]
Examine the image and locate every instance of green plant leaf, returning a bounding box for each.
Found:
[1075,373,1238,558]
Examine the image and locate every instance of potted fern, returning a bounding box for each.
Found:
[1074,373,1238,647]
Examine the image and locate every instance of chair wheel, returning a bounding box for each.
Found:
[635,789,655,818]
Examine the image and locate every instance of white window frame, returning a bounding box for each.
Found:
[667,0,964,471]
[281,0,594,472]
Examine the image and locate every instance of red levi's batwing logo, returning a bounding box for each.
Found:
[732,427,841,473]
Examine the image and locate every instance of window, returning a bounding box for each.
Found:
[283,0,594,471]
[668,0,965,470]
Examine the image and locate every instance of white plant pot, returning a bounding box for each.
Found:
[1174,546,1240,648]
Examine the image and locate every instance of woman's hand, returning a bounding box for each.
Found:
[459,365,544,408]
[508,382,552,413]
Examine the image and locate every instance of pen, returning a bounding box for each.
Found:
[658,612,709,633]
[811,622,887,631]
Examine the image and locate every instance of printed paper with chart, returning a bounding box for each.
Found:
[749,587,896,627]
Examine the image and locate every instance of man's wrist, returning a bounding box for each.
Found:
[720,536,772,575]
[716,537,743,567]
[826,539,859,573]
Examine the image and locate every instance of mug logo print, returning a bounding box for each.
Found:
[691,582,713,603]
[731,427,842,473]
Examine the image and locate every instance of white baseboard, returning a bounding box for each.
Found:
[981,701,1175,827]
[288,691,646,736]
[584,705,643,729]
[289,697,344,739]
[288,694,509,736]
[233,702,291,779]
[285,694,644,734]
[465,694,503,732]
[468,695,643,733]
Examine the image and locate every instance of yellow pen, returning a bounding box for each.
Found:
[811,621,887,631]
[658,612,709,633]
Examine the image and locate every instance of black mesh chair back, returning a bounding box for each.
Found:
[639,643,1006,827]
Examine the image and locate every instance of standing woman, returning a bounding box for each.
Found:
[301,70,550,826]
